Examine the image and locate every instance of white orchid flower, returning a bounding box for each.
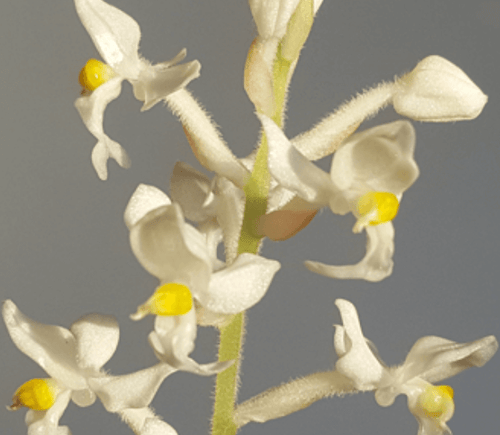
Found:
[3,300,177,435]
[74,0,201,180]
[124,184,281,372]
[334,299,498,435]
[260,116,419,281]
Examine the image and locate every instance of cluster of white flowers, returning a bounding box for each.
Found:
[4,1,497,435]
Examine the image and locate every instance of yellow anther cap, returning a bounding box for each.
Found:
[130,283,193,320]
[354,191,399,232]
[78,59,114,92]
[418,384,455,420]
[9,378,58,411]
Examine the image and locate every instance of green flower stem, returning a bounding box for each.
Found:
[212,312,245,435]
[211,35,300,435]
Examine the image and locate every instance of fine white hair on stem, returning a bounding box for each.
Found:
[233,371,356,427]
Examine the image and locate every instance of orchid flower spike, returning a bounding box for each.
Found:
[124,184,281,373]
[334,299,498,435]
[261,115,419,281]
[3,300,178,435]
[74,0,200,180]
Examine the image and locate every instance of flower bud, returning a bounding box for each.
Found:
[393,55,487,122]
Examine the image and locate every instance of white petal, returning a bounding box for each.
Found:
[124,184,171,230]
[74,77,130,180]
[394,55,488,122]
[75,0,141,77]
[26,389,72,435]
[149,310,232,375]
[129,204,212,293]
[333,299,384,390]
[213,176,246,264]
[203,254,281,314]
[134,55,201,111]
[71,388,96,408]
[330,120,419,195]
[260,114,337,205]
[306,223,395,282]
[69,313,119,371]
[170,162,216,222]
[2,301,86,390]
[150,310,197,366]
[401,335,498,384]
[249,0,301,39]
[90,363,176,412]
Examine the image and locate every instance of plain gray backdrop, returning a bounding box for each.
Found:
[0,1,499,434]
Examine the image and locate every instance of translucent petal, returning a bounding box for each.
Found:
[306,223,394,282]
[124,184,171,230]
[170,162,216,223]
[69,313,119,371]
[204,253,281,313]
[134,56,201,111]
[261,114,337,205]
[333,299,384,390]
[3,301,86,390]
[401,335,498,384]
[330,120,419,195]
[129,204,211,293]
[90,363,176,412]
[213,176,246,263]
[74,77,130,180]
[75,0,141,77]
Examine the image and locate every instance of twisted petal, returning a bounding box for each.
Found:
[90,363,177,412]
[149,310,232,375]
[25,389,72,435]
[204,253,281,314]
[261,114,337,205]
[75,0,141,77]
[400,335,498,385]
[129,203,212,293]
[74,77,130,180]
[69,313,119,371]
[133,50,201,111]
[333,299,384,391]
[330,120,419,195]
[124,184,171,230]
[306,223,395,282]
[3,301,86,390]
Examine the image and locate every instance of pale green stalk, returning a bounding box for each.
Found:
[211,4,314,434]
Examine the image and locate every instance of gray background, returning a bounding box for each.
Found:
[0,0,499,434]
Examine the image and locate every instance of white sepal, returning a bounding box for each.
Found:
[75,0,141,77]
[124,184,172,230]
[70,313,119,371]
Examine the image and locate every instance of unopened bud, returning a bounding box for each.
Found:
[393,55,487,122]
